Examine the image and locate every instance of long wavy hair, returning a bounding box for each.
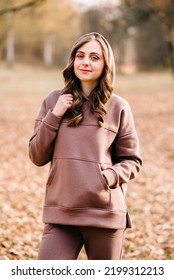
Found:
[61,32,116,126]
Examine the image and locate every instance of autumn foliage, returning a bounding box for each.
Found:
[0,65,174,259]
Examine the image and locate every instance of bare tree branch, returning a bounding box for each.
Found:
[0,0,46,16]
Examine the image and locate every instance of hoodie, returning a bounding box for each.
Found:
[29,32,142,229]
[29,89,142,229]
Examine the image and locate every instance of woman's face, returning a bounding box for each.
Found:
[74,40,105,88]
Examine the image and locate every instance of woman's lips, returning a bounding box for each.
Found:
[79,69,92,72]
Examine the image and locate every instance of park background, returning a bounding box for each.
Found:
[0,0,174,260]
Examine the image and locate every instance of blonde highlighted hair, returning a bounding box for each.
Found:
[61,32,116,126]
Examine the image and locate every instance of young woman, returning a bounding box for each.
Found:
[29,32,142,260]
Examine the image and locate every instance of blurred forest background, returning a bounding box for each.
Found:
[0,0,174,71]
[0,0,174,260]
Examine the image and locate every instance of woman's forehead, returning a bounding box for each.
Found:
[77,40,103,56]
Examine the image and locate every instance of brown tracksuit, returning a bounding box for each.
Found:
[29,90,142,259]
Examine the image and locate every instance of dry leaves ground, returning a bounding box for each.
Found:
[0,64,174,260]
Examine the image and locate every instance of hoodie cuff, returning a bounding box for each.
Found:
[102,169,117,188]
[43,109,62,128]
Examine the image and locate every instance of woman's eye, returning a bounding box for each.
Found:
[76,54,83,59]
[91,56,99,60]
[76,54,99,61]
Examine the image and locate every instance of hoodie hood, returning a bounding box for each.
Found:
[93,32,116,87]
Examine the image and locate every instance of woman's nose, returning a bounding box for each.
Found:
[82,56,89,65]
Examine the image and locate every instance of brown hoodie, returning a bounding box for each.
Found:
[29,90,142,229]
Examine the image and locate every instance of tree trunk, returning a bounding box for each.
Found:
[43,32,53,69]
[5,0,15,67]
[6,25,14,67]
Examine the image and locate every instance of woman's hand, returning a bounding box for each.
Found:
[52,94,73,117]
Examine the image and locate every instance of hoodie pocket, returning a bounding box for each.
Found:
[110,185,127,213]
[46,159,57,186]
[45,158,111,209]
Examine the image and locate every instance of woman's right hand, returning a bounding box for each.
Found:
[52,94,74,117]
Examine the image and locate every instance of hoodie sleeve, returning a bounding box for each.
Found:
[103,100,142,188]
[29,93,62,166]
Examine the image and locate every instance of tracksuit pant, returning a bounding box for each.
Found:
[38,224,125,260]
